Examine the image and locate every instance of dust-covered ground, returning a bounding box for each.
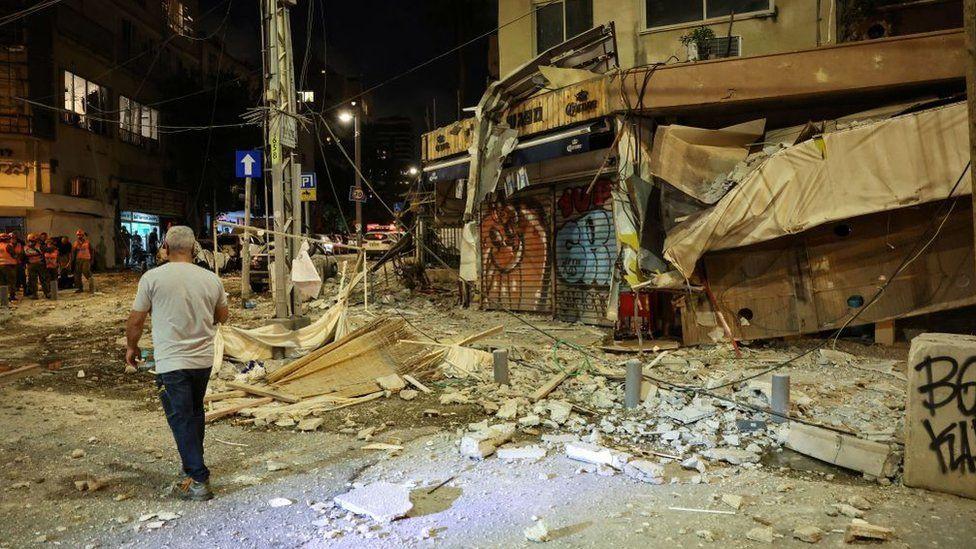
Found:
[1,270,975,548]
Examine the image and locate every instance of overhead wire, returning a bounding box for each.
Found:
[0,0,64,28]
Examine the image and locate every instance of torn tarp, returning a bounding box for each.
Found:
[649,119,765,205]
[664,101,970,278]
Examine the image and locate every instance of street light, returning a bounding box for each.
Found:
[406,166,419,176]
[337,107,362,245]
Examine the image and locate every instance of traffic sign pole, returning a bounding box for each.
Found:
[242,176,252,299]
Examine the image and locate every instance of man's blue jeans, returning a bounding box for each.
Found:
[156,368,212,482]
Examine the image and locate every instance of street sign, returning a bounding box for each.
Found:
[300,172,316,202]
[235,150,262,179]
[349,186,366,203]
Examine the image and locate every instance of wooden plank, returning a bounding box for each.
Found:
[205,397,274,423]
[456,325,504,346]
[226,381,301,404]
[530,367,577,402]
[403,374,432,393]
[267,317,387,383]
[874,319,896,345]
[785,423,900,478]
[0,364,41,384]
[203,390,247,403]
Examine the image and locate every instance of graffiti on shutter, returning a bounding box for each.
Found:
[480,188,553,314]
[554,178,616,325]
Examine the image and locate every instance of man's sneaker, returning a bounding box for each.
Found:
[171,478,213,501]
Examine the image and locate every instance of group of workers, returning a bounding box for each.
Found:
[0,229,96,302]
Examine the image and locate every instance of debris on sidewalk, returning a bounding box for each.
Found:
[524,519,551,542]
[460,423,515,459]
[844,519,893,543]
[334,482,413,523]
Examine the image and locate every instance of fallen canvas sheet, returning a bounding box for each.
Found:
[212,270,363,365]
[663,101,970,278]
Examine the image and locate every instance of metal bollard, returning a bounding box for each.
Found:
[492,348,509,385]
[771,373,791,423]
[0,286,7,308]
[49,280,58,300]
[625,359,642,408]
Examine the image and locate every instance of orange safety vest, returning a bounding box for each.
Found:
[44,248,59,269]
[0,243,15,266]
[24,244,43,265]
[74,239,91,260]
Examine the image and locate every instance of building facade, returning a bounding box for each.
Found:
[0,0,253,267]
[497,0,962,77]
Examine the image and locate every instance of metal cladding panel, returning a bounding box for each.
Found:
[553,178,616,325]
[480,187,553,314]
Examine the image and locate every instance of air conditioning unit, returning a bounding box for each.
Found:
[707,36,742,59]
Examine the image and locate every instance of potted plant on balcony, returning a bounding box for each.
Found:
[680,26,716,61]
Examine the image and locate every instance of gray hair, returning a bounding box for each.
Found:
[165,225,197,253]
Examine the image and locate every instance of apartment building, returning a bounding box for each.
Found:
[0,0,255,267]
[497,0,962,76]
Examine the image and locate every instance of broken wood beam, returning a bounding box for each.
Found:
[530,367,577,402]
[205,397,274,423]
[403,374,431,393]
[785,422,900,478]
[203,390,247,403]
[226,381,301,404]
[456,324,504,346]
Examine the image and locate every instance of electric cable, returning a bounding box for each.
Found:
[0,0,63,28]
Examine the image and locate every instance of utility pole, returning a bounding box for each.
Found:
[967,0,976,266]
[263,0,303,321]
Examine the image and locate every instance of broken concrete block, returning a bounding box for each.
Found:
[268,497,293,508]
[702,447,760,465]
[275,418,296,428]
[375,374,406,392]
[721,494,743,510]
[334,481,413,523]
[496,399,519,420]
[548,400,572,424]
[518,415,541,427]
[399,389,418,401]
[69,449,85,459]
[905,333,976,499]
[296,418,324,432]
[524,520,550,542]
[786,423,899,479]
[623,459,665,484]
[541,433,578,445]
[746,526,774,543]
[831,503,864,518]
[681,455,706,473]
[565,441,632,470]
[460,423,515,459]
[793,525,823,543]
[843,519,892,543]
[439,392,469,405]
[846,495,872,511]
[497,444,546,461]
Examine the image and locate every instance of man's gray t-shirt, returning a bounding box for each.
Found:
[132,262,228,373]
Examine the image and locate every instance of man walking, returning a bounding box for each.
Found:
[71,229,94,293]
[125,226,228,501]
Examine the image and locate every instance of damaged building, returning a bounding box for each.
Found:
[419,3,968,346]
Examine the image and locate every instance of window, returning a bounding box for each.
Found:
[62,70,108,134]
[119,95,159,147]
[535,0,593,53]
[645,0,772,30]
[162,0,193,35]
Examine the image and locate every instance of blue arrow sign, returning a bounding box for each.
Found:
[235,150,262,178]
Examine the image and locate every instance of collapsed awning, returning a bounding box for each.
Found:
[424,155,471,183]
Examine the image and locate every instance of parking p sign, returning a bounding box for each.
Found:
[299,172,316,201]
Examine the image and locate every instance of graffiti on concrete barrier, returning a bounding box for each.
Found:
[914,355,976,474]
[481,197,551,312]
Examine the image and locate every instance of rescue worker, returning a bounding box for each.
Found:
[71,229,94,293]
[44,237,59,292]
[0,233,18,302]
[23,233,50,300]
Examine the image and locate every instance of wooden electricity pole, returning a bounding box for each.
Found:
[966,0,976,264]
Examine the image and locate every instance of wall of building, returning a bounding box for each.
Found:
[498,0,837,77]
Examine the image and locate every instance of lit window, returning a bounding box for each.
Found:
[535,0,593,53]
[645,0,772,29]
[119,95,159,146]
[163,0,193,35]
[62,71,108,134]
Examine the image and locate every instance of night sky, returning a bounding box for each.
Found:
[207,0,497,133]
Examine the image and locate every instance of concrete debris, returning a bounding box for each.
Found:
[793,525,824,543]
[334,481,413,523]
[69,448,86,459]
[547,400,573,424]
[844,519,893,543]
[497,444,546,461]
[681,456,706,473]
[73,478,102,492]
[266,460,289,472]
[375,374,406,392]
[439,392,469,405]
[518,414,541,427]
[268,497,293,508]
[565,442,632,470]
[746,526,774,543]
[399,389,419,401]
[721,494,744,510]
[524,520,550,542]
[77,369,85,378]
[623,459,665,484]
[296,418,325,431]
[495,398,520,419]
[832,503,865,519]
[460,423,515,459]
[702,447,760,465]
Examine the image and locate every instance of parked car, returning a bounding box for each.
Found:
[362,231,399,257]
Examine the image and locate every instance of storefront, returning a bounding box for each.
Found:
[121,210,160,252]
